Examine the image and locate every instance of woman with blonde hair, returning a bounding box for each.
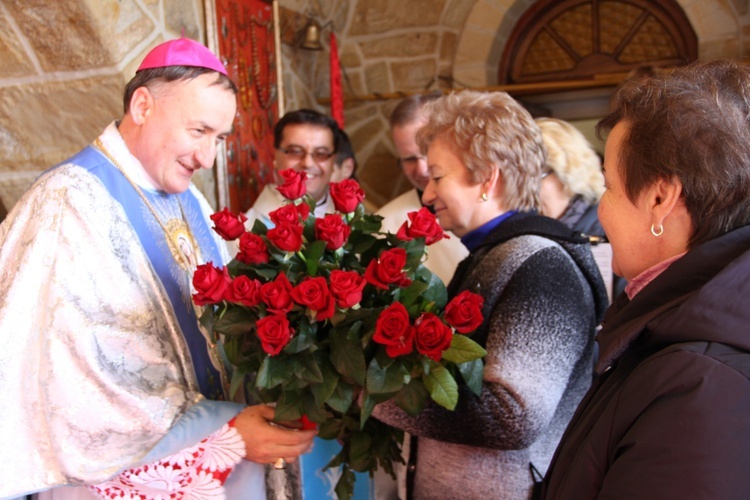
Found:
[373,90,608,499]
[536,117,625,297]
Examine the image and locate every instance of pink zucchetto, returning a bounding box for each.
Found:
[137,37,227,75]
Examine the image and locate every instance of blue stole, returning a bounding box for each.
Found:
[61,146,225,399]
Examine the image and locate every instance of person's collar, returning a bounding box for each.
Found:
[460,210,518,252]
[99,121,162,192]
[625,252,687,300]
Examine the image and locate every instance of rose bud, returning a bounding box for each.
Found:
[444,290,485,333]
[260,273,295,313]
[373,302,415,358]
[329,179,365,213]
[414,313,453,362]
[236,232,269,265]
[329,270,366,309]
[315,214,351,251]
[210,207,247,241]
[267,222,304,253]
[255,313,294,356]
[276,169,307,200]
[291,276,335,321]
[224,275,262,307]
[270,203,308,227]
[396,207,448,245]
[364,248,412,290]
[192,262,231,305]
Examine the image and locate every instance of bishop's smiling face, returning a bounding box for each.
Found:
[274,124,336,203]
[137,73,236,194]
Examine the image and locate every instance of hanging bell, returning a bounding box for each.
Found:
[300,20,323,50]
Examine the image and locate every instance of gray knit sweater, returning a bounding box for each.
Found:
[373,213,608,500]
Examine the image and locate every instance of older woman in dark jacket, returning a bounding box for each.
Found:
[543,60,750,499]
[372,90,608,499]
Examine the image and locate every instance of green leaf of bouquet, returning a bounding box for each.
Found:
[331,329,366,386]
[359,391,376,429]
[458,358,485,397]
[403,238,426,272]
[441,334,488,364]
[285,322,316,354]
[274,391,303,422]
[317,417,343,440]
[222,335,241,365]
[349,430,375,472]
[347,232,378,255]
[304,240,327,276]
[366,358,407,395]
[311,358,339,406]
[229,367,245,400]
[394,378,429,416]
[198,306,214,333]
[397,280,429,310]
[251,219,268,235]
[257,355,289,389]
[418,270,448,310]
[327,380,354,414]
[424,362,459,410]
[301,391,328,423]
[298,353,324,384]
[212,306,255,336]
[334,465,356,500]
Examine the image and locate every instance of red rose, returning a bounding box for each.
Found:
[444,290,485,333]
[267,222,304,252]
[329,179,365,213]
[224,275,262,307]
[291,276,334,320]
[260,273,294,313]
[256,313,293,356]
[329,270,366,309]
[269,203,309,227]
[236,233,269,265]
[299,415,318,430]
[414,313,453,362]
[192,262,231,306]
[276,169,307,200]
[396,207,447,245]
[210,207,248,241]
[364,248,412,290]
[373,302,415,357]
[315,214,351,251]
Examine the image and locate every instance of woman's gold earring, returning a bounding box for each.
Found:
[481,193,488,202]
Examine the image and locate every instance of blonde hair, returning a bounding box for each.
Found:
[417,90,544,211]
[536,117,604,204]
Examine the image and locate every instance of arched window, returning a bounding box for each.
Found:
[499,0,697,84]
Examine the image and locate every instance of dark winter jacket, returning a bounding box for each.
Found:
[543,224,750,499]
[373,212,608,499]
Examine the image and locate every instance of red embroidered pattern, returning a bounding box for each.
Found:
[89,418,245,499]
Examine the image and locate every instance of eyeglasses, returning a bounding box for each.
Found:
[278,146,335,163]
[398,155,426,168]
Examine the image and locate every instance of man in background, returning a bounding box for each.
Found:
[245,108,341,228]
[376,92,468,285]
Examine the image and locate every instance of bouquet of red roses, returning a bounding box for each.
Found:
[193,171,486,500]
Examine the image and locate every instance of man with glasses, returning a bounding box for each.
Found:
[376,93,468,285]
[245,109,341,228]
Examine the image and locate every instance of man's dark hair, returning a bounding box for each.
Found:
[123,66,238,113]
[274,109,340,152]
[335,129,357,174]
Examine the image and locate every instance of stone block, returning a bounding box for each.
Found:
[443,0,476,30]
[165,0,202,40]
[3,0,112,71]
[360,33,439,58]
[0,8,35,78]
[391,58,437,91]
[466,1,508,34]
[0,76,122,168]
[350,0,447,35]
[365,61,391,95]
[83,0,156,62]
[440,32,458,61]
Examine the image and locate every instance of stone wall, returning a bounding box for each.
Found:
[1,0,750,215]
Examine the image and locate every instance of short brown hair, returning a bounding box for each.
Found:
[389,91,443,128]
[417,90,544,212]
[598,59,750,248]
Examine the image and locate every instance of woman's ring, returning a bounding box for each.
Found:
[274,458,286,469]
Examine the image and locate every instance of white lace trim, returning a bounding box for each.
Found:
[89,422,246,500]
